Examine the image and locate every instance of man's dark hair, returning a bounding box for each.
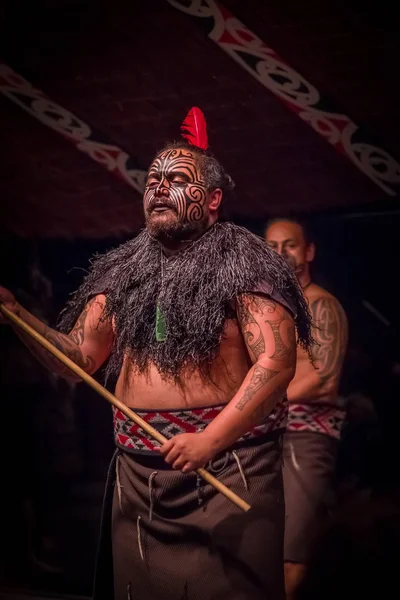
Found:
[265,216,315,245]
[155,140,235,199]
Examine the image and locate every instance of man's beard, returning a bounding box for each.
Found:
[145,209,207,242]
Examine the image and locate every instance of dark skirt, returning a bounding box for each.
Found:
[283,431,339,563]
[93,432,285,600]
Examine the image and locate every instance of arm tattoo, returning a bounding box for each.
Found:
[265,316,295,361]
[235,365,278,411]
[311,297,347,384]
[69,297,107,345]
[238,295,295,362]
[16,309,97,380]
[45,329,95,372]
[250,382,287,422]
[237,299,266,360]
[69,299,94,345]
[19,327,95,379]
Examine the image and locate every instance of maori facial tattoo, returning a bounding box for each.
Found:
[144,149,208,240]
[282,253,306,277]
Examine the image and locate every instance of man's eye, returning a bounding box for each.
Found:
[172,177,187,184]
[146,179,159,187]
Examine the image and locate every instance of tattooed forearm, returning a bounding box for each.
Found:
[15,323,95,381]
[311,297,348,384]
[46,329,95,371]
[235,365,278,411]
[250,382,287,422]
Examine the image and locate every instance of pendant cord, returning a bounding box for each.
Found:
[155,249,167,342]
[159,248,164,299]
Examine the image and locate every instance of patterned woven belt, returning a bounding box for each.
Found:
[114,397,288,453]
[287,403,346,440]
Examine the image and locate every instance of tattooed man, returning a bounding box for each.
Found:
[0,142,312,600]
[265,217,348,599]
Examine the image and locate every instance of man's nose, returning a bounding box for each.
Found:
[155,179,170,197]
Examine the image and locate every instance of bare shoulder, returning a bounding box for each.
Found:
[307,285,348,355]
[306,283,336,302]
[307,285,347,319]
[90,293,107,312]
[305,286,348,385]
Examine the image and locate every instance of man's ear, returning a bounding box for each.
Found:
[306,242,316,263]
[209,188,223,212]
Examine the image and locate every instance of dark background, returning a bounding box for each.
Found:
[1,0,399,596]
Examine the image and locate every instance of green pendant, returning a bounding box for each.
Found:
[155,303,167,342]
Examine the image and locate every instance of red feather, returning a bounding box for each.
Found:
[180,107,209,150]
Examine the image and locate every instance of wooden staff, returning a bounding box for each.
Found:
[0,304,251,512]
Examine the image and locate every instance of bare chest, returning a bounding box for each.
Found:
[115,317,250,409]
